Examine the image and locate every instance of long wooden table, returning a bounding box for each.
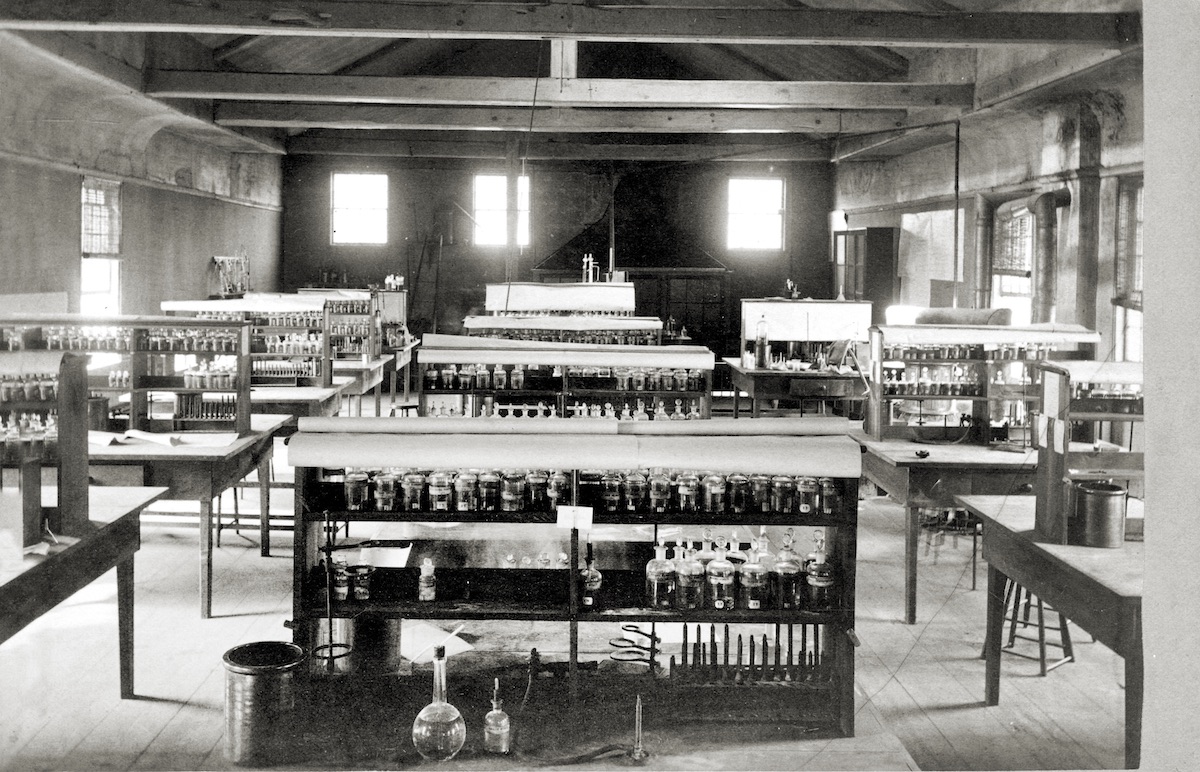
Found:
[855,434,1038,624]
[88,414,291,618]
[1,486,168,698]
[955,494,1143,769]
[724,357,866,418]
[333,354,395,416]
[251,384,348,422]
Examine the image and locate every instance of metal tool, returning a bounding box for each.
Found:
[609,624,660,668]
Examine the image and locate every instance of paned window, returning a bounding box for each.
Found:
[82,176,121,255]
[1114,177,1144,362]
[474,174,530,246]
[991,199,1033,325]
[331,173,388,244]
[727,178,784,250]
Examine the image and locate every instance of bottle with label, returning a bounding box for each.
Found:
[547,469,571,510]
[753,315,770,369]
[648,468,672,513]
[774,529,804,610]
[411,646,466,761]
[674,544,705,611]
[737,540,769,611]
[622,470,648,512]
[805,531,836,611]
[428,471,453,512]
[418,558,437,601]
[580,539,602,610]
[705,538,736,611]
[796,477,819,516]
[820,477,841,517]
[483,677,511,755]
[645,539,676,609]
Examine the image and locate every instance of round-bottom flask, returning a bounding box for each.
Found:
[411,646,466,761]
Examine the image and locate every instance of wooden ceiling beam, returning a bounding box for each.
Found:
[215,103,910,134]
[148,71,973,109]
[286,135,831,162]
[0,2,1139,47]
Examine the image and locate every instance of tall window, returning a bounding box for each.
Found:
[473,174,530,246]
[81,176,121,316]
[1114,177,1144,362]
[331,173,388,244]
[727,178,784,250]
[991,199,1033,325]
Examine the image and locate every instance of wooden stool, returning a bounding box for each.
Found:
[1001,579,1075,675]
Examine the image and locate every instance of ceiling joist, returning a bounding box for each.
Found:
[0,2,1139,48]
[148,71,974,110]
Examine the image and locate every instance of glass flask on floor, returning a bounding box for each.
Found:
[411,646,466,761]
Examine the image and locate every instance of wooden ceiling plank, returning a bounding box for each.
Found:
[0,2,1139,47]
[147,71,973,109]
[215,103,910,133]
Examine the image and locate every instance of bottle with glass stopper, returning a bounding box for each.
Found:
[774,528,804,610]
[645,538,676,609]
[705,538,736,611]
[694,528,718,569]
[674,543,705,611]
[411,646,466,761]
[737,539,769,611]
[483,677,511,755]
[580,538,602,610]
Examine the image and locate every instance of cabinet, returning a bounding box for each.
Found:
[0,350,91,543]
[832,228,899,325]
[0,315,253,437]
[416,333,714,419]
[1031,360,1143,543]
[866,323,1100,446]
[287,420,861,734]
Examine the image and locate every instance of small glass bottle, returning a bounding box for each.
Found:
[674,544,705,611]
[483,678,511,755]
[648,469,672,513]
[478,470,501,512]
[525,469,549,511]
[374,471,398,512]
[645,539,676,609]
[820,477,841,517]
[806,535,836,611]
[694,528,718,569]
[702,473,727,514]
[492,365,507,390]
[775,529,804,610]
[453,470,478,512]
[770,475,795,514]
[600,471,623,512]
[547,469,571,511]
[510,364,525,390]
[705,539,736,611]
[501,471,526,512]
[428,471,453,512]
[580,539,602,610]
[727,473,750,514]
[753,315,770,369]
[796,477,819,516]
[411,646,466,761]
[749,473,772,513]
[418,557,437,601]
[622,470,647,512]
[737,542,769,611]
[676,471,701,514]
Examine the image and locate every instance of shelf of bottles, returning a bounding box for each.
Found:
[325,296,382,361]
[866,323,1101,446]
[0,315,253,437]
[194,309,333,388]
[463,315,663,346]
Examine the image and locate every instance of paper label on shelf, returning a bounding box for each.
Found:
[556,505,594,531]
[1035,414,1049,449]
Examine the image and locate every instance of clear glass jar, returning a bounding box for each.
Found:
[525,470,549,511]
[600,471,623,512]
[478,471,501,512]
[547,469,571,510]
[622,470,647,512]
[374,471,398,512]
[807,560,836,611]
[501,471,526,512]
[705,541,736,611]
[493,365,508,390]
[631,368,646,391]
[674,547,705,611]
[453,470,478,512]
[457,364,474,390]
[820,477,840,516]
[676,471,700,514]
[474,364,491,390]
[749,474,772,513]
[510,364,525,390]
[440,364,456,390]
[428,471,453,512]
[672,368,688,391]
[702,473,727,514]
[343,471,369,511]
[796,477,819,516]
[737,552,769,611]
[770,475,795,514]
[727,473,750,514]
[645,541,676,609]
[402,470,426,511]
[648,469,672,513]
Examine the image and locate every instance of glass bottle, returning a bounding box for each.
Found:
[483,678,511,755]
[806,533,836,611]
[725,532,748,566]
[580,539,602,610]
[796,477,819,516]
[674,544,705,611]
[525,469,549,511]
[622,470,647,512]
[727,473,750,515]
[374,471,398,512]
[493,365,507,390]
[510,364,525,390]
[600,471,622,512]
[418,558,437,601]
[705,539,736,611]
[820,477,840,517]
[775,529,804,610]
[453,470,478,512]
[676,471,700,514]
[753,315,770,369]
[648,469,672,513]
[749,473,772,513]
[645,539,676,609]
[702,473,727,514]
[754,527,777,572]
[547,469,571,511]
[694,528,718,569]
[478,470,501,512]
[770,475,795,514]
[737,542,769,611]
[501,471,526,512]
[428,471,453,512]
[411,646,466,761]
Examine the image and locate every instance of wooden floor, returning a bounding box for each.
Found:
[0,468,1126,771]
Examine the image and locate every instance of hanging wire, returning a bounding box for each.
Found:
[953,119,961,308]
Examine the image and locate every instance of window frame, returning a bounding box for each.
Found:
[81,176,121,256]
[330,172,390,246]
[79,256,122,317]
[989,197,1034,325]
[726,177,785,251]
[473,173,530,247]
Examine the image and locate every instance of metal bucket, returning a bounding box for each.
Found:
[222,641,306,766]
[1068,481,1128,548]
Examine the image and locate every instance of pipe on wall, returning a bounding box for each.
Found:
[973,194,995,309]
[1029,188,1072,323]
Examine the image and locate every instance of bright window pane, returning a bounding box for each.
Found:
[81,177,121,255]
[474,174,530,246]
[80,258,120,316]
[331,173,388,244]
[474,211,508,246]
[727,178,783,249]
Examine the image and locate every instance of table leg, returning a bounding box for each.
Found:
[751,394,761,419]
[1125,623,1143,769]
[258,450,272,557]
[732,388,740,418]
[984,563,1006,705]
[374,380,383,416]
[403,363,411,403]
[390,368,398,409]
[905,505,919,624]
[200,497,213,619]
[117,557,135,698]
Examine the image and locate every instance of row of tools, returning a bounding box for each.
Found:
[665,623,832,686]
